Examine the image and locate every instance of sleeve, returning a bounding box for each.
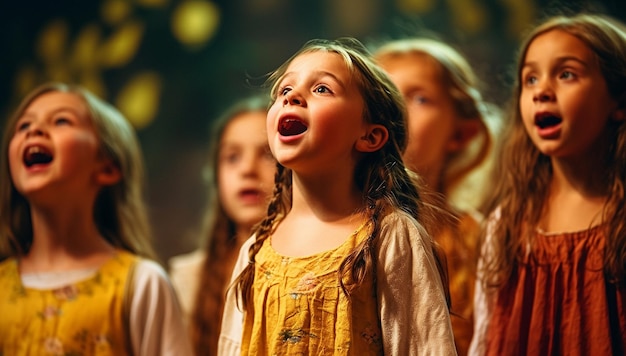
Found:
[217,235,256,356]
[468,210,500,356]
[375,211,457,355]
[129,259,194,356]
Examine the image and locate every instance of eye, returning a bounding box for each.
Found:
[559,70,576,80]
[411,94,428,105]
[523,74,537,86]
[314,85,332,94]
[55,117,72,125]
[15,121,30,132]
[278,86,291,96]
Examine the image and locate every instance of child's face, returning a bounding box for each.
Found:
[519,29,619,159]
[266,51,369,174]
[378,52,460,187]
[217,111,276,231]
[8,91,104,202]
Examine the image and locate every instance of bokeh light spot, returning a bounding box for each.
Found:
[70,24,102,70]
[115,72,162,129]
[101,0,133,25]
[171,0,220,49]
[36,19,69,63]
[98,20,145,68]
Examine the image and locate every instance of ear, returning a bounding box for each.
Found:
[446,119,481,153]
[95,160,122,186]
[355,124,389,153]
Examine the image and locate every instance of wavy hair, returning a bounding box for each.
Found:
[481,13,626,287]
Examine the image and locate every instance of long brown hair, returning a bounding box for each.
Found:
[234,37,452,310]
[480,13,626,288]
[189,95,271,356]
[0,82,155,260]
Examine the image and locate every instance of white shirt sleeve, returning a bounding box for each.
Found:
[217,235,255,356]
[468,209,500,356]
[129,259,194,356]
[376,210,458,355]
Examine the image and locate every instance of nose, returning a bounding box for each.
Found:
[283,90,304,107]
[25,121,46,137]
[240,152,258,176]
[533,79,555,103]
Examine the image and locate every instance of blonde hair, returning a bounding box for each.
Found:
[373,38,501,210]
[481,13,626,287]
[0,82,155,259]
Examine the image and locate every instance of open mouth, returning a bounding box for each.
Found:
[535,114,562,129]
[23,146,53,167]
[278,118,308,136]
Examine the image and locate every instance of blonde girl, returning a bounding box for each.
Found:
[169,95,276,355]
[471,14,626,355]
[373,38,500,355]
[0,82,192,355]
[219,38,456,355]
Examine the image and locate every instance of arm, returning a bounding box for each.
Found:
[376,211,457,355]
[129,260,194,356]
[217,235,256,356]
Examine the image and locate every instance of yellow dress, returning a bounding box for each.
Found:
[0,250,138,355]
[241,222,384,355]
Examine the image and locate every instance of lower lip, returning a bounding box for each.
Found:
[239,193,262,205]
[536,124,561,139]
[278,132,306,143]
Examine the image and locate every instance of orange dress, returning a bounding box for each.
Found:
[485,225,626,355]
[437,212,481,356]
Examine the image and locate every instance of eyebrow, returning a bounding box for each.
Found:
[18,106,84,121]
[522,55,590,70]
[280,70,347,89]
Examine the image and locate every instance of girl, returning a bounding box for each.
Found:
[470,14,626,355]
[373,38,500,355]
[0,82,192,355]
[168,95,276,355]
[219,38,456,355]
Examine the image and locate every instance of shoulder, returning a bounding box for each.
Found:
[132,258,174,293]
[167,249,206,280]
[375,208,432,254]
[378,208,429,239]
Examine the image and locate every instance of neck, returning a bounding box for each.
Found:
[290,169,363,222]
[21,202,114,272]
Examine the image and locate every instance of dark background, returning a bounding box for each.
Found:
[1,0,624,264]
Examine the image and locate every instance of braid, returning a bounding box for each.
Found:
[235,163,290,308]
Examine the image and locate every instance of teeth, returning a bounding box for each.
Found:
[26,146,44,155]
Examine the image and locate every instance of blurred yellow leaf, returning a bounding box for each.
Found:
[115,72,162,129]
[80,69,107,99]
[98,20,144,68]
[14,65,39,98]
[70,24,102,70]
[448,0,488,35]
[171,0,220,48]
[101,0,133,25]
[36,19,69,63]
